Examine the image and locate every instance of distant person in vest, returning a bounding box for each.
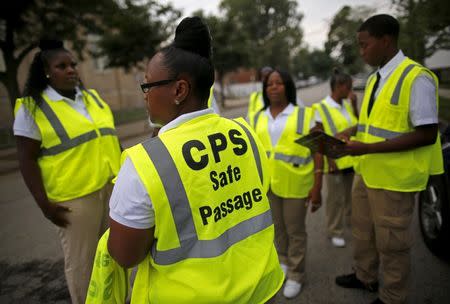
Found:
[249,68,322,299]
[106,17,284,303]
[13,39,121,303]
[334,14,442,304]
[313,68,358,248]
[247,66,273,118]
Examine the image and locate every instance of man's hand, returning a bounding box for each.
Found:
[332,140,370,156]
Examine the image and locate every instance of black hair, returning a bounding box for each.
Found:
[159,16,214,105]
[23,39,70,104]
[330,68,352,91]
[358,14,400,40]
[258,66,273,81]
[262,69,297,109]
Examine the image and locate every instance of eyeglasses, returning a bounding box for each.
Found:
[140,79,176,93]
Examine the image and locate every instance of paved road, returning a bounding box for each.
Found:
[1,83,449,303]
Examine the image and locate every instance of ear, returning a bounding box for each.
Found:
[174,79,190,104]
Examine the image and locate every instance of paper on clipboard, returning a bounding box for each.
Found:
[295,131,347,159]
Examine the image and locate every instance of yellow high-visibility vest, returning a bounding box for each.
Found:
[313,99,357,170]
[354,57,443,191]
[14,89,121,202]
[250,106,315,198]
[247,91,264,118]
[126,114,283,303]
[207,85,214,108]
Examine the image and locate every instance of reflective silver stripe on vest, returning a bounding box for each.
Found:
[297,107,305,134]
[99,128,116,136]
[253,110,264,129]
[233,120,263,184]
[391,64,417,105]
[368,126,405,139]
[83,89,104,108]
[41,130,98,156]
[320,103,337,135]
[142,135,272,265]
[274,152,312,165]
[357,124,366,133]
[37,97,115,156]
[37,96,70,142]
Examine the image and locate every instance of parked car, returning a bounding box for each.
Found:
[418,123,450,260]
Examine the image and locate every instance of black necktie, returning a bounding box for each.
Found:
[367,72,380,116]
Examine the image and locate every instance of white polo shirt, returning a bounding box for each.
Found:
[13,86,91,140]
[109,108,215,229]
[265,103,315,147]
[374,50,438,127]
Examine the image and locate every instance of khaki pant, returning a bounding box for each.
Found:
[268,191,307,283]
[325,173,353,237]
[55,183,112,304]
[352,175,415,304]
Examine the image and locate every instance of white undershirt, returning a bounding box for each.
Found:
[13,86,91,140]
[109,108,215,229]
[374,50,438,127]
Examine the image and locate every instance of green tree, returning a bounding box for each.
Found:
[194,10,249,106]
[393,0,450,63]
[292,48,334,80]
[219,0,303,70]
[0,0,179,111]
[325,5,374,74]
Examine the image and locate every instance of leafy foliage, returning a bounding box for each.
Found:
[219,0,303,70]
[0,0,180,109]
[324,5,374,74]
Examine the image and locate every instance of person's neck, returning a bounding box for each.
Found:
[269,102,288,118]
[379,47,399,69]
[331,92,343,105]
[55,88,76,100]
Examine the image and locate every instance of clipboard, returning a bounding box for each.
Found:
[295,131,347,159]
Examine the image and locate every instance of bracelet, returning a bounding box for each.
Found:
[314,169,323,174]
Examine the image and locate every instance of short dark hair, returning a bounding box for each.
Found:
[358,14,400,40]
[262,69,297,109]
[330,68,352,91]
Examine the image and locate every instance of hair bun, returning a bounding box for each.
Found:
[39,39,64,51]
[173,16,212,59]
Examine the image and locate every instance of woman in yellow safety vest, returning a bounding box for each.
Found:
[101,17,283,304]
[13,39,121,304]
[313,68,358,248]
[248,68,322,299]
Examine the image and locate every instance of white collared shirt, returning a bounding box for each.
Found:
[109,108,215,229]
[13,86,91,140]
[314,95,353,124]
[265,103,315,146]
[374,50,437,127]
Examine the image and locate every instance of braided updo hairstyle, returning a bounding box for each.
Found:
[159,16,215,106]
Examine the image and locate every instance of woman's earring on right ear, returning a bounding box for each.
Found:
[174,99,180,105]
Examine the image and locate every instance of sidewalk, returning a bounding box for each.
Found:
[0,98,248,175]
